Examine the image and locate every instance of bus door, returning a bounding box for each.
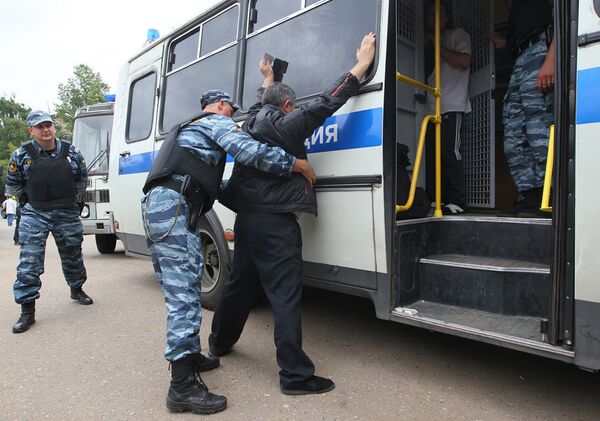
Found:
[111,52,162,255]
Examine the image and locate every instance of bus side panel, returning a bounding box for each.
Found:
[574,0,600,371]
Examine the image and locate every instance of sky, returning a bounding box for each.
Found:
[0,0,221,112]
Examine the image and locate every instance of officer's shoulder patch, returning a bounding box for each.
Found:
[8,161,17,172]
[24,159,32,166]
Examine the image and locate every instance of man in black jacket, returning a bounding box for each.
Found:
[210,33,376,395]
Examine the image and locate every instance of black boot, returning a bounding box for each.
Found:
[192,353,220,372]
[167,354,227,414]
[70,287,93,305]
[12,301,36,334]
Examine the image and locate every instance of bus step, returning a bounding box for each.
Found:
[418,254,550,317]
[392,300,546,343]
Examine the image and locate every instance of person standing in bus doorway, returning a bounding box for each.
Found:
[141,90,316,415]
[424,0,471,215]
[3,195,17,226]
[489,0,555,217]
[5,110,92,335]
[210,33,376,396]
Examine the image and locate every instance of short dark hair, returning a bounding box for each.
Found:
[262,82,296,107]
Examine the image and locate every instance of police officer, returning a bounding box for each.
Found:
[6,110,92,334]
[489,0,555,216]
[210,34,376,395]
[141,90,315,415]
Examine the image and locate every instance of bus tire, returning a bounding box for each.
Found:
[198,216,230,310]
[96,234,117,254]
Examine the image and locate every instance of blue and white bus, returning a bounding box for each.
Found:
[72,102,118,254]
[108,0,600,371]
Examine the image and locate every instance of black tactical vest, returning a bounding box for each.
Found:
[143,112,224,212]
[506,0,553,50]
[23,139,77,210]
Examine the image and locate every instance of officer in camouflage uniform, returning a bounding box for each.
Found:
[5,110,93,335]
[141,90,315,415]
[490,0,555,216]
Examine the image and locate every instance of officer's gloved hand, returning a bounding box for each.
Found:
[77,200,86,214]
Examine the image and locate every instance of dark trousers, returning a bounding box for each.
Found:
[210,212,315,387]
[425,112,466,207]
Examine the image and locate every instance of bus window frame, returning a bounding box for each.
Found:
[242,0,380,110]
[125,71,157,144]
[165,3,241,77]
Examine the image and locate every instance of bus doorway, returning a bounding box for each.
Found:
[392,0,568,362]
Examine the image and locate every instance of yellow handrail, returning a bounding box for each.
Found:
[540,124,555,212]
[396,115,435,212]
[395,0,443,218]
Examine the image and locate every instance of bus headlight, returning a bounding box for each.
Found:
[80,204,90,218]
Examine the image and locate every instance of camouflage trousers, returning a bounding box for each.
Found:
[503,40,555,193]
[13,204,86,304]
[141,187,203,362]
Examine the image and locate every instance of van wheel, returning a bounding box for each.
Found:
[198,218,230,310]
[96,234,117,254]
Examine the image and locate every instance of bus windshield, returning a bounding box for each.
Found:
[72,114,112,175]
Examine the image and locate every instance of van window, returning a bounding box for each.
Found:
[162,6,240,132]
[169,29,200,72]
[201,6,238,56]
[242,0,378,109]
[127,72,156,142]
[162,48,236,132]
[250,0,300,33]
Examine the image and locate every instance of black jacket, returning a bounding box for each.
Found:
[219,72,361,215]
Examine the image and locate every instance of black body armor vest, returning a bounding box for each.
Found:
[143,112,224,212]
[23,139,77,211]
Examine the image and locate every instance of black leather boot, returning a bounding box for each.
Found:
[70,287,93,305]
[167,354,227,414]
[12,301,36,333]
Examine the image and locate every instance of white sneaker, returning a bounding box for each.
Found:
[441,203,465,215]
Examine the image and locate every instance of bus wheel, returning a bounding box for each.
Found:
[95,234,117,254]
[198,218,230,310]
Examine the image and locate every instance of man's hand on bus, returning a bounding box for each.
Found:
[292,159,316,186]
[260,58,275,88]
[350,32,377,81]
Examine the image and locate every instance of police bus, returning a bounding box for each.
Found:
[108,0,600,371]
[72,102,118,254]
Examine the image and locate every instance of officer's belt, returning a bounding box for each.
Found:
[510,29,549,59]
[148,177,184,194]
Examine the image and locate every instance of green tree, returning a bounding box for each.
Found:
[0,96,31,194]
[55,64,109,135]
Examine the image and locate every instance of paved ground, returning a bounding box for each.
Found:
[0,222,598,421]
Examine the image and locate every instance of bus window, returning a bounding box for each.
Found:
[249,0,300,34]
[162,6,240,132]
[168,28,200,72]
[242,0,378,109]
[126,72,156,142]
[200,6,238,57]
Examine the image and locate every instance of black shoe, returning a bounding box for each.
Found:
[281,375,335,396]
[208,335,232,357]
[193,353,220,372]
[70,287,93,305]
[167,354,227,414]
[12,302,36,334]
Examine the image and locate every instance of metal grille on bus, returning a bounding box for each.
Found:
[462,91,494,207]
[98,190,110,203]
[397,0,415,43]
[84,190,110,203]
[84,191,95,203]
[452,0,490,73]
[453,0,495,208]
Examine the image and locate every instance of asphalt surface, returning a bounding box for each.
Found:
[0,222,599,421]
